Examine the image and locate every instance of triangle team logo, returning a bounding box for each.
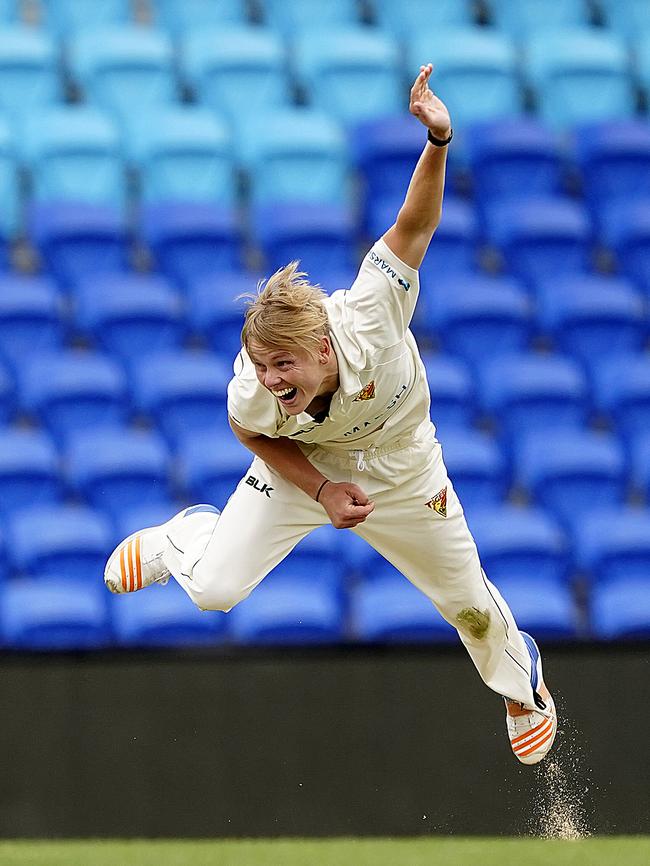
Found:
[354,380,376,401]
[425,486,447,517]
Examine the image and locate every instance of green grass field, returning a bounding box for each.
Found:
[0,838,648,866]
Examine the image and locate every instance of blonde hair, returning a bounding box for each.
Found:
[240,261,330,356]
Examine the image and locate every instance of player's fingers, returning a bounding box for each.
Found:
[347,501,374,518]
[347,484,370,506]
[410,65,428,94]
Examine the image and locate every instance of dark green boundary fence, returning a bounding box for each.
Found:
[1,643,648,837]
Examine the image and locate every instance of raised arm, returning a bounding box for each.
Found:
[382,63,452,270]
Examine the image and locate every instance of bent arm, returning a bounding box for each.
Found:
[229,417,375,528]
[230,416,326,500]
[382,63,451,270]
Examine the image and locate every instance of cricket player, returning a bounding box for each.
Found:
[105,65,557,765]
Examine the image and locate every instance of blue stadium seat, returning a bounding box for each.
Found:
[0,275,64,370]
[5,503,112,581]
[0,577,110,649]
[130,105,234,206]
[353,114,428,221]
[294,27,401,125]
[112,500,182,548]
[186,270,255,361]
[467,118,564,210]
[110,581,226,647]
[263,0,359,33]
[406,27,520,129]
[574,506,650,585]
[0,114,17,237]
[228,568,345,645]
[372,0,473,36]
[591,577,650,639]
[42,0,132,35]
[536,274,646,367]
[440,428,508,512]
[591,354,650,441]
[17,349,129,443]
[420,353,475,434]
[253,203,356,277]
[0,427,62,513]
[74,273,185,365]
[238,107,349,206]
[599,0,650,38]
[281,524,344,582]
[181,26,288,124]
[422,197,479,277]
[468,504,570,585]
[152,0,246,37]
[576,506,650,639]
[21,105,125,208]
[338,528,376,574]
[130,349,231,445]
[371,197,479,279]
[0,360,14,424]
[29,203,130,289]
[141,203,242,288]
[69,27,176,137]
[422,274,532,366]
[598,199,650,291]
[318,270,359,295]
[491,574,577,638]
[573,121,650,215]
[0,26,60,126]
[631,431,650,499]
[177,428,251,509]
[524,28,634,128]
[65,425,173,518]
[514,429,627,525]
[478,352,589,438]
[350,565,457,643]
[483,196,591,287]
[488,0,589,37]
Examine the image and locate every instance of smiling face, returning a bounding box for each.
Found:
[248,337,339,416]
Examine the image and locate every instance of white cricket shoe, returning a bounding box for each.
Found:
[104,504,218,594]
[505,632,557,765]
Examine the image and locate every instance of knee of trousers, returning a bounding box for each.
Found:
[180,558,256,613]
[182,580,249,613]
[430,583,510,645]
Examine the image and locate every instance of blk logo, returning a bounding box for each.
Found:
[246,475,273,497]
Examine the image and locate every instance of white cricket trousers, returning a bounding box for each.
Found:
[163,431,540,710]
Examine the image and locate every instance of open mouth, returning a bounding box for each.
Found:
[274,387,298,405]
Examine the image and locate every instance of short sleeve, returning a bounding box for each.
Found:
[227,349,281,437]
[342,238,420,349]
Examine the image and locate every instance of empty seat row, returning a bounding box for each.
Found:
[7,195,650,297]
[7,499,649,590]
[5,107,650,218]
[0,266,647,371]
[2,500,650,648]
[0,23,647,132]
[0,420,649,525]
[9,103,351,210]
[9,1,650,42]
[1,330,650,439]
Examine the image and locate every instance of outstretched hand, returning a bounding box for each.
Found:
[318,481,375,529]
[409,63,451,140]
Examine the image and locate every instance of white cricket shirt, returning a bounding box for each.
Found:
[227,239,435,454]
